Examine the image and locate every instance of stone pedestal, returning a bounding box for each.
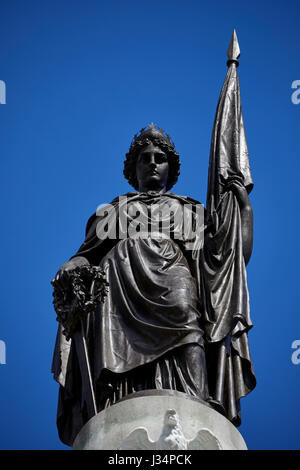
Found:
[73,390,247,450]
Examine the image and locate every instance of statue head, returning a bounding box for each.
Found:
[123,124,181,192]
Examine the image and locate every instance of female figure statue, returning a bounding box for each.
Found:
[52,124,256,446]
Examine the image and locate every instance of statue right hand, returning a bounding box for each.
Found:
[54,256,90,283]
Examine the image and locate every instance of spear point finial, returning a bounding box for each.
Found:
[227,29,240,66]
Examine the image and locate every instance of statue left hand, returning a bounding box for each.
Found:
[225,179,251,210]
[224,178,253,264]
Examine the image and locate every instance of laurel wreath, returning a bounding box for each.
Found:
[51,265,108,340]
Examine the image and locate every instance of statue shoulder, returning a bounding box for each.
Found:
[84,192,138,237]
[110,192,138,204]
[166,192,204,206]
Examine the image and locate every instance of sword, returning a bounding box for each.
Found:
[72,319,97,419]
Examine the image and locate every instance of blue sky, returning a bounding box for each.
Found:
[0,0,300,450]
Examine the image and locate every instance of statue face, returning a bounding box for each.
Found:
[136,142,169,192]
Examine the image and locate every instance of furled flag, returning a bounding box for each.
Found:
[206,30,253,215]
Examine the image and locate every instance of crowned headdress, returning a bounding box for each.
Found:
[129,123,176,150]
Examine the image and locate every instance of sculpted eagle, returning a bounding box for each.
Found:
[119,409,222,450]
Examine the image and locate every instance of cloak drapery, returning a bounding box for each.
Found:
[52,190,256,446]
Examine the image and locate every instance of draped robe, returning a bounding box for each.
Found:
[52,190,256,446]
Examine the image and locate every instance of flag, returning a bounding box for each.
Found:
[206,30,253,215]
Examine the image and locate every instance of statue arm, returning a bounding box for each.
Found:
[226,182,253,265]
[240,198,253,265]
[53,215,96,281]
[54,256,90,282]
[54,196,122,281]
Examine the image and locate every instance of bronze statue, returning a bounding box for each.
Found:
[51,31,256,447]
